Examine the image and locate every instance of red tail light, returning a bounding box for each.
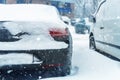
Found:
[49,28,68,37]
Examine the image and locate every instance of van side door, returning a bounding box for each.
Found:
[103,0,120,58]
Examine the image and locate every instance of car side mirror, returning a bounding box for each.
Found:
[89,15,96,23]
[89,0,106,23]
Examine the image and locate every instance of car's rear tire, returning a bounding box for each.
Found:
[89,36,96,50]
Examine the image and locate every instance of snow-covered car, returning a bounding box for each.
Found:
[75,19,89,34]
[89,0,120,60]
[71,18,80,26]
[0,4,72,79]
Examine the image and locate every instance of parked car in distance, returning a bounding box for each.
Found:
[71,18,80,26]
[71,19,76,26]
[89,0,120,60]
[0,4,72,79]
[75,19,89,34]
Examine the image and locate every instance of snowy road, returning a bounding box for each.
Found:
[42,27,120,80]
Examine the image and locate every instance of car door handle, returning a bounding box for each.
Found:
[100,27,104,29]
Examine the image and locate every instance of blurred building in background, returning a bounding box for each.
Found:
[0,0,50,4]
[50,0,75,18]
[0,0,6,3]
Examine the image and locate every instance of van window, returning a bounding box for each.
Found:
[95,1,106,21]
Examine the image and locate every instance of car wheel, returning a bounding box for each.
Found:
[89,36,96,50]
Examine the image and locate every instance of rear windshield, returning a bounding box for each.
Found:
[0,21,50,42]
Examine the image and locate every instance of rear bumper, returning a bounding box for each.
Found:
[0,47,72,79]
[0,47,71,70]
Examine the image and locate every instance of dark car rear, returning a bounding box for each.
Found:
[0,4,72,79]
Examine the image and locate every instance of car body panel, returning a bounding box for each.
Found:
[102,0,120,58]
[90,0,120,59]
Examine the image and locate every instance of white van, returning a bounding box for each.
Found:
[89,0,120,59]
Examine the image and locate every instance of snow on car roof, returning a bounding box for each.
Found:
[0,4,60,21]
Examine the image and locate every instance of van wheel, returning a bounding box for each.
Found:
[89,36,96,50]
